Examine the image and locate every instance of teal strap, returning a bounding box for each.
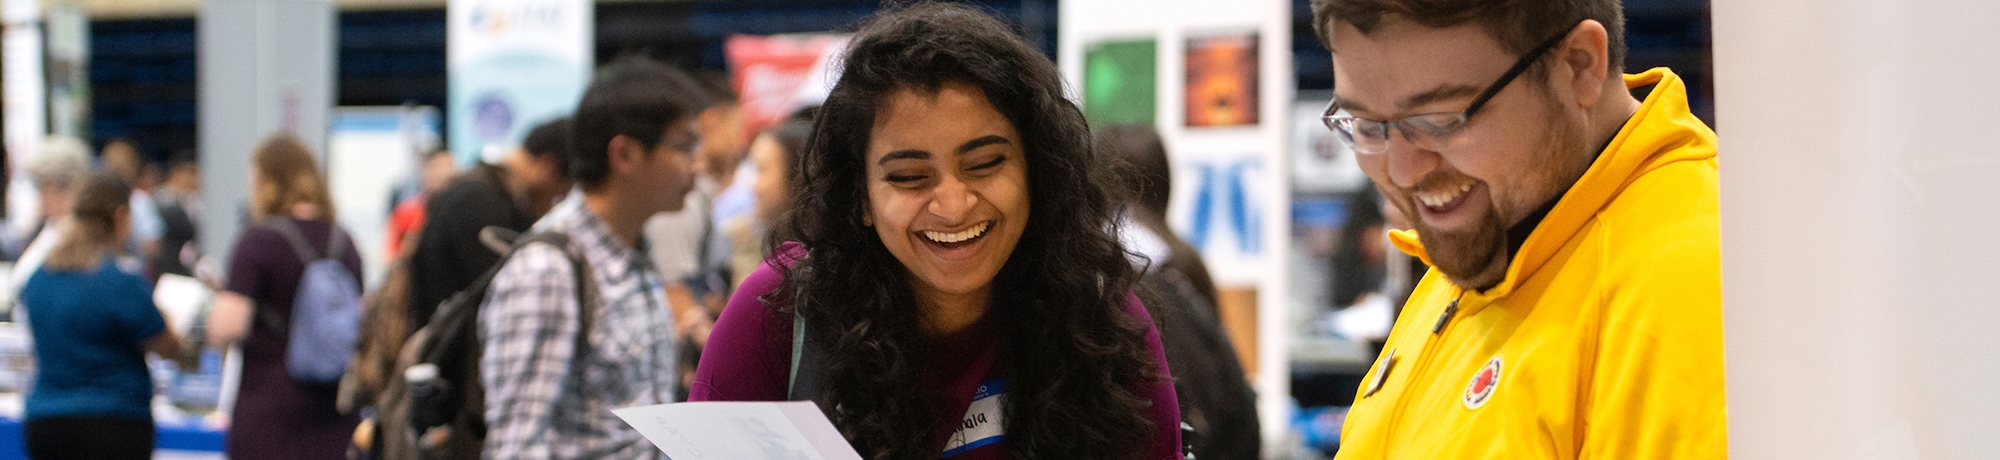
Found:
[788,310,804,396]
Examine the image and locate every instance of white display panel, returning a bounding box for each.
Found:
[328,106,439,286]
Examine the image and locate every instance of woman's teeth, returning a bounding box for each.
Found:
[1416,183,1473,208]
[924,221,990,244]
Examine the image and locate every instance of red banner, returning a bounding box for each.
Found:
[725,34,848,139]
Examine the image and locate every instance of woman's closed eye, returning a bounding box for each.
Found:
[967,155,1006,172]
[884,171,930,184]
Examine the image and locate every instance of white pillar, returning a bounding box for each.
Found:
[197,0,336,264]
[1716,1,2000,458]
[3,0,44,230]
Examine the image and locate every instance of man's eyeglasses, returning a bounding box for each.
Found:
[662,131,702,156]
[1322,29,1572,155]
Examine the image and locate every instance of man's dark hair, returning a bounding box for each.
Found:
[1311,0,1626,74]
[520,117,573,179]
[569,56,708,187]
[775,3,1160,458]
[692,69,739,107]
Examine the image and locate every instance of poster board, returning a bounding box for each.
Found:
[1059,0,1294,446]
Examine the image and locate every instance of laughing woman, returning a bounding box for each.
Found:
[689,4,1182,460]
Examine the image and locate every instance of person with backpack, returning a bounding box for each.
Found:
[476,56,705,459]
[341,116,578,459]
[19,171,185,460]
[208,133,363,460]
[408,117,577,333]
[1099,125,1262,460]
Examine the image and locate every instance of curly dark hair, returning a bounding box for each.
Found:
[768,3,1162,459]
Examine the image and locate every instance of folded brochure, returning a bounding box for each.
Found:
[613,401,861,460]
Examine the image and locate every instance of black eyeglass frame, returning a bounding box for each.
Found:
[1322,29,1575,154]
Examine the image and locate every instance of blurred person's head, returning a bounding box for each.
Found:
[419,150,456,194]
[1333,187,1388,307]
[508,117,577,218]
[779,4,1155,457]
[1311,0,1633,290]
[250,133,335,221]
[1096,124,1221,307]
[749,110,814,224]
[100,138,145,185]
[45,171,132,272]
[1098,125,1172,220]
[693,70,747,182]
[29,137,92,221]
[140,162,163,192]
[570,55,707,235]
[165,152,201,195]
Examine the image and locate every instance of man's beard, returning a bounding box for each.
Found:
[1401,96,1590,291]
[1409,188,1510,291]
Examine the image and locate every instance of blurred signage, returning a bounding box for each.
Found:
[725,34,847,141]
[447,0,591,165]
[45,4,86,140]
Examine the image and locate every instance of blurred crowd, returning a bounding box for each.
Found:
[3,24,1261,460]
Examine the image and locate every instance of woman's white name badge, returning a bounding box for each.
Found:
[943,378,1007,457]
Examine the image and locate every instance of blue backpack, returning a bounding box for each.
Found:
[262,218,363,385]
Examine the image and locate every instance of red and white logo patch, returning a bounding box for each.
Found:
[1463,357,1502,409]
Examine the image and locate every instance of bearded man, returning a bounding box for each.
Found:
[1311,0,1726,458]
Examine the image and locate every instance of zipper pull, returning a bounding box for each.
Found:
[1431,297,1461,335]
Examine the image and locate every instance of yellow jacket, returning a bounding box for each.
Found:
[1332,68,1726,460]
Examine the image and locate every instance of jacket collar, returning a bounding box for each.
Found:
[1389,67,1718,303]
[535,192,649,284]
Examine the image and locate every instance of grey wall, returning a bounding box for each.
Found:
[197,0,335,266]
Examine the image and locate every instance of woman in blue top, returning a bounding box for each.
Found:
[19,171,184,460]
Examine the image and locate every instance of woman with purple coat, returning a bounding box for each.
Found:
[690,4,1183,459]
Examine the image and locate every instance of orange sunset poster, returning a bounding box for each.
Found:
[1185,33,1259,127]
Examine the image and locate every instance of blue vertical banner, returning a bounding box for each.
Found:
[448,0,592,165]
[1187,158,1263,255]
[1181,156,1267,276]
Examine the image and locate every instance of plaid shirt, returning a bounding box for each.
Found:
[479,195,677,459]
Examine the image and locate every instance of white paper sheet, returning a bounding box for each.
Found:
[613,401,860,460]
[152,273,210,337]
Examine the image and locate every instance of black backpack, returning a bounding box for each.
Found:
[373,229,593,460]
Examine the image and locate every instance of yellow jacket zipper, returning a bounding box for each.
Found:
[1380,290,1466,456]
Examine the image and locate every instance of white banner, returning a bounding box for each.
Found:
[447,0,592,165]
